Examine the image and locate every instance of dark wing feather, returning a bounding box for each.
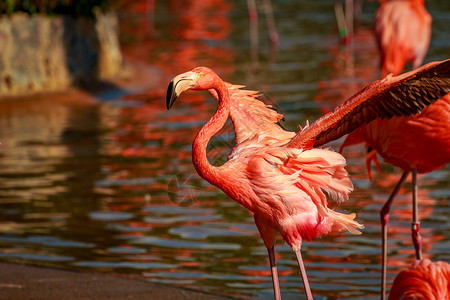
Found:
[287,59,450,149]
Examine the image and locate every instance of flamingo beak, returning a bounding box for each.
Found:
[166,71,198,110]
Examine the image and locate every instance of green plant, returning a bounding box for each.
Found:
[0,0,118,17]
[1,0,16,14]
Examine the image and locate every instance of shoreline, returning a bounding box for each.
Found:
[0,260,239,299]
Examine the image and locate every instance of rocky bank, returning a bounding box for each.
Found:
[0,11,123,96]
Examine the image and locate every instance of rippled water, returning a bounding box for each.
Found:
[0,1,449,299]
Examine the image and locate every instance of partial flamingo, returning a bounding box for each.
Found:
[389,259,450,300]
[341,92,450,299]
[374,0,432,78]
[339,1,438,298]
[340,106,450,293]
[166,60,450,299]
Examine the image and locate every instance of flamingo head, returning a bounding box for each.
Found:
[166,67,216,110]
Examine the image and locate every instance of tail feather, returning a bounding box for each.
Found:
[329,210,364,235]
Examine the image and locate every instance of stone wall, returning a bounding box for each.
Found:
[0,11,123,96]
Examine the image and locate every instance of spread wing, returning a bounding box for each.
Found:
[286,59,450,149]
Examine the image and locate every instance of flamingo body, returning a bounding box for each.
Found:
[389,259,450,300]
[375,0,432,78]
[221,143,359,249]
[193,76,363,254]
[166,61,450,299]
[341,94,450,299]
[346,93,450,174]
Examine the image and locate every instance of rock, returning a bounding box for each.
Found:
[0,11,123,96]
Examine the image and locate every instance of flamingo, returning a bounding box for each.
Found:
[166,59,450,299]
[388,259,450,300]
[374,0,432,78]
[339,1,438,298]
[340,92,450,298]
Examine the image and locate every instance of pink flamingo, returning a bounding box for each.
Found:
[389,259,450,300]
[166,60,450,299]
[340,92,450,298]
[374,0,432,78]
[339,1,439,298]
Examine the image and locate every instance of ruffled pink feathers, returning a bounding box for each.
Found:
[262,147,364,238]
[389,259,450,300]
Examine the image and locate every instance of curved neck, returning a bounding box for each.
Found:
[192,83,230,187]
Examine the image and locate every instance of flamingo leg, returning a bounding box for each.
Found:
[262,0,279,49]
[411,169,422,260]
[333,0,348,41]
[294,250,313,300]
[380,171,409,300]
[267,246,281,300]
[247,0,259,69]
[345,0,353,39]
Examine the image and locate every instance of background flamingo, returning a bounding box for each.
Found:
[374,0,432,78]
[342,93,450,299]
[340,1,442,298]
[388,259,450,300]
[166,60,450,299]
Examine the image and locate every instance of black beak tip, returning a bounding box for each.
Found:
[166,81,175,110]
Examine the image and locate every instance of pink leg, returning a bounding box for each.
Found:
[333,0,348,42]
[267,247,281,300]
[294,250,313,300]
[247,0,259,69]
[411,169,422,260]
[380,171,409,300]
[254,216,281,300]
[262,0,279,49]
[345,0,353,39]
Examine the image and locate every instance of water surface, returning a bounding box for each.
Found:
[0,1,449,299]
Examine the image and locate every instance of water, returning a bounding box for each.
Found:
[0,1,449,299]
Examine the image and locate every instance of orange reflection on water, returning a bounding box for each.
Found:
[120,0,235,81]
[314,25,379,114]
